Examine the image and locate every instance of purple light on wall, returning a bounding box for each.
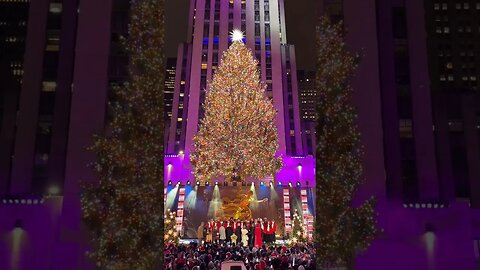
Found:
[164,154,315,187]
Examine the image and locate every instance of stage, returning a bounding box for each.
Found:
[165,183,315,240]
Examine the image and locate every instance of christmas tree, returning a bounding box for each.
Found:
[191,30,283,183]
[164,209,179,245]
[291,209,306,244]
[315,17,379,268]
[80,0,164,269]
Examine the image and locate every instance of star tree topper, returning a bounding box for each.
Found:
[230,29,244,42]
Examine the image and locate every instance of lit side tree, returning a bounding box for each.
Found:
[291,209,306,244]
[315,17,379,269]
[191,31,283,183]
[164,209,179,245]
[80,0,164,269]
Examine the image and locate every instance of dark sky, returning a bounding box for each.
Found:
[166,0,316,71]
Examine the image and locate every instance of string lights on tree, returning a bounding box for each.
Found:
[291,209,306,244]
[80,0,164,268]
[164,209,179,245]
[191,29,283,183]
[315,17,379,268]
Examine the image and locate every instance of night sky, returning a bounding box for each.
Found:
[166,0,316,71]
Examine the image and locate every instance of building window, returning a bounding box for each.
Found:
[49,3,62,13]
[46,31,60,51]
[474,239,480,265]
[399,119,413,137]
[42,81,57,92]
[392,7,407,39]
[448,120,464,132]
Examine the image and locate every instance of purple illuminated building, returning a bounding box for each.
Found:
[0,0,128,269]
[165,0,315,186]
[319,0,480,269]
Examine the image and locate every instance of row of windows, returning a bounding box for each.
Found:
[438,51,476,57]
[439,75,478,81]
[434,2,480,10]
[435,26,480,33]
[0,20,26,26]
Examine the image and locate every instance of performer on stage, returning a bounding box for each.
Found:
[248,220,254,247]
[254,220,262,248]
[265,221,272,243]
[241,225,249,246]
[197,222,205,244]
[226,219,233,243]
[235,221,242,245]
[261,218,266,243]
[271,220,277,243]
[212,223,218,244]
[206,228,213,243]
[219,222,226,244]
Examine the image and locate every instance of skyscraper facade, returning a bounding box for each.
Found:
[0,0,128,268]
[165,0,314,186]
[297,70,316,121]
[164,57,177,148]
[317,0,480,268]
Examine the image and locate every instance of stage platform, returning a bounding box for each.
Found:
[165,185,315,240]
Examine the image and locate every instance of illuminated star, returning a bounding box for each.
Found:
[230,29,244,42]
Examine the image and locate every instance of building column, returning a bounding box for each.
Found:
[9,0,50,194]
[47,0,79,192]
[344,0,386,202]
[184,0,205,158]
[270,0,287,155]
[406,0,439,200]
[432,94,455,201]
[462,94,480,207]
[52,0,113,268]
[288,46,304,155]
[0,87,18,194]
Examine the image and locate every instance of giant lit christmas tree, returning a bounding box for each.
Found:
[315,17,379,268]
[191,30,282,183]
[80,0,164,268]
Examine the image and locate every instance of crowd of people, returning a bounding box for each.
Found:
[197,218,277,247]
[164,242,316,270]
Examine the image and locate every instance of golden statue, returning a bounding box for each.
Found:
[221,190,268,220]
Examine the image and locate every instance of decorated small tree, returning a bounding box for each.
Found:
[191,30,282,183]
[291,209,306,244]
[164,209,179,245]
